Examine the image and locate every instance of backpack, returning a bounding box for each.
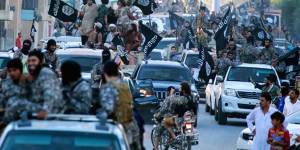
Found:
[111,82,133,124]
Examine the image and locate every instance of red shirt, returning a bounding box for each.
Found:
[16,36,22,49]
[268,126,290,150]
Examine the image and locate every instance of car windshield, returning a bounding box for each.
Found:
[149,52,162,60]
[227,67,276,83]
[286,111,300,124]
[0,57,10,70]
[185,54,200,68]
[1,131,121,150]
[137,66,193,82]
[58,55,100,72]
[155,40,175,49]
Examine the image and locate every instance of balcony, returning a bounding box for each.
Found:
[0,10,13,21]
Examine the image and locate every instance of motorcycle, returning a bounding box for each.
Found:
[151,111,198,150]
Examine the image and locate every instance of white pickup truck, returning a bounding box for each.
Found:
[205,63,281,125]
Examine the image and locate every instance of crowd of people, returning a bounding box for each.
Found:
[0,37,149,150]
[246,89,300,150]
[53,0,143,65]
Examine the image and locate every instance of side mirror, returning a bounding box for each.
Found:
[216,75,224,83]
[280,79,290,86]
[208,79,213,84]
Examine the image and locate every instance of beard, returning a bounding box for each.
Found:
[28,64,42,77]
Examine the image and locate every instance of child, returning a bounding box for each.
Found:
[268,112,290,150]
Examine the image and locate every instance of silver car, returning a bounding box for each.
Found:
[0,114,130,150]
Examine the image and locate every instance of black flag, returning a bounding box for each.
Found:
[214,7,231,52]
[48,0,78,22]
[133,0,157,15]
[30,19,37,43]
[253,16,271,41]
[169,11,185,30]
[139,23,162,57]
[198,46,214,84]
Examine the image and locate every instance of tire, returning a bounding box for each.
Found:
[151,127,169,150]
[151,127,157,147]
[217,99,227,125]
[214,100,218,121]
[209,98,214,115]
[205,99,210,112]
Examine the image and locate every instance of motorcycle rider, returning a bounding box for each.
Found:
[153,86,176,150]
[155,82,196,149]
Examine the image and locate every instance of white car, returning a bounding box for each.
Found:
[206,63,281,125]
[148,49,166,60]
[180,50,200,81]
[56,48,116,82]
[39,36,82,49]
[0,114,130,150]
[237,111,300,150]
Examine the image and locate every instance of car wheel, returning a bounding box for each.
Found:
[214,100,218,121]
[205,99,210,113]
[217,99,227,125]
[209,98,214,115]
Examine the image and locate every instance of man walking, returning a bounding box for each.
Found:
[283,89,300,116]
[61,61,92,114]
[15,32,22,49]
[246,92,277,150]
[99,61,141,150]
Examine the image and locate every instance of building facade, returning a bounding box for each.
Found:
[2,0,55,49]
[0,0,14,50]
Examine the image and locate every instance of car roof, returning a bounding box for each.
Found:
[56,48,102,57]
[5,115,121,134]
[236,63,274,69]
[183,50,199,55]
[141,60,186,68]
[0,52,11,58]
[151,49,164,53]
[161,37,176,41]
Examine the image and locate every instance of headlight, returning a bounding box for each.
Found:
[139,88,152,97]
[242,133,254,141]
[224,88,236,97]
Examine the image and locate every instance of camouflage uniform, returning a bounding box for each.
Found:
[27,67,63,113]
[0,78,28,122]
[99,79,141,150]
[62,79,92,114]
[240,45,258,63]
[91,63,104,88]
[195,14,208,30]
[216,58,233,76]
[260,47,275,65]
[43,51,60,70]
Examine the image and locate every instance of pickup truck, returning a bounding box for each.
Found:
[205,63,281,125]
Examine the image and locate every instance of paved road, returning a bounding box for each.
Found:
[143,103,247,150]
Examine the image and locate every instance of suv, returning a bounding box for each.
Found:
[0,114,129,150]
[206,63,280,125]
[131,60,199,120]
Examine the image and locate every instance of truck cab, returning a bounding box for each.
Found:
[207,63,280,125]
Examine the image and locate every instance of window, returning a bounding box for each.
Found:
[0,0,6,10]
[22,0,38,10]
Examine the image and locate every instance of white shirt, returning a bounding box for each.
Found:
[246,106,277,150]
[283,97,300,116]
